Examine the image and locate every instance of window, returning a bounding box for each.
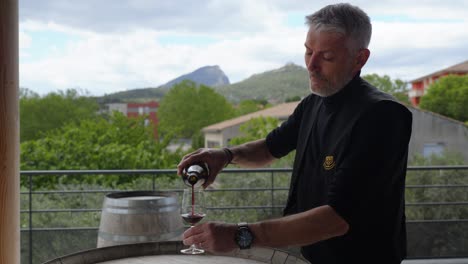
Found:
[207,140,220,148]
[423,143,445,157]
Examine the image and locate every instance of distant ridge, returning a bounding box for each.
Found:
[216,63,309,103]
[97,63,309,104]
[162,65,230,88]
[98,65,230,103]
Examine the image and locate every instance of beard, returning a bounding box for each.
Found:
[309,69,354,97]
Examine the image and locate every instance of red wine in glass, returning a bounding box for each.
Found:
[180,188,205,255]
[181,213,206,225]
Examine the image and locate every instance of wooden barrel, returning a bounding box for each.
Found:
[42,241,310,264]
[97,191,184,248]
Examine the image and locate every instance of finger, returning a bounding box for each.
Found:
[203,167,221,188]
[177,156,196,175]
[177,149,205,174]
[177,156,195,175]
[198,239,210,250]
[183,232,207,246]
[183,224,205,239]
[177,150,205,170]
[203,177,214,189]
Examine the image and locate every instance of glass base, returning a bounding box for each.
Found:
[180,244,205,255]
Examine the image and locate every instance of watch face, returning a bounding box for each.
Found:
[237,228,253,249]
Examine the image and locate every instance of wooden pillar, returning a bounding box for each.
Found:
[0,0,20,263]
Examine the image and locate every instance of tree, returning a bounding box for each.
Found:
[20,112,182,188]
[229,117,295,168]
[230,117,280,146]
[235,99,270,116]
[419,75,468,122]
[363,73,410,104]
[20,88,100,142]
[157,80,235,138]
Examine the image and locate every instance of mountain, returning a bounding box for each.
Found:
[162,65,230,88]
[97,87,165,103]
[216,63,309,103]
[98,65,230,103]
[97,63,309,104]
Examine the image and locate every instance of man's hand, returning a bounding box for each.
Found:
[177,148,229,188]
[183,222,238,253]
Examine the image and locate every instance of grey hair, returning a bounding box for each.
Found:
[306,3,372,52]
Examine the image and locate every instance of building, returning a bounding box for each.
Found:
[105,101,159,137]
[409,60,468,106]
[203,102,468,162]
[202,101,299,148]
[408,107,468,161]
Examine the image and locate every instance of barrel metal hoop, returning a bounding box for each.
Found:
[103,204,180,214]
[98,228,185,243]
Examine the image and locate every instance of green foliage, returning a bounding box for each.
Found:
[235,99,271,116]
[20,112,183,189]
[419,75,468,122]
[229,117,280,146]
[409,151,465,166]
[20,88,100,142]
[191,131,205,149]
[229,117,296,168]
[363,73,410,104]
[158,80,235,138]
[405,152,468,257]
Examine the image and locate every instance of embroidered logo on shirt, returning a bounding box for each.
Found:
[323,156,336,170]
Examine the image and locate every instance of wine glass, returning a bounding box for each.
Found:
[180,187,206,254]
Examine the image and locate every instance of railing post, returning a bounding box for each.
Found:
[271,171,274,216]
[0,0,20,263]
[29,174,33,264]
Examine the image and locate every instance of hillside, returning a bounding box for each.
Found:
[98,65,230,103]
[97,87,165,103]
[98,63,310,104]
[216,63,309,103]
[161,65,230,88]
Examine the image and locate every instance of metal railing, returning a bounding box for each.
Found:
[20,166,468,264]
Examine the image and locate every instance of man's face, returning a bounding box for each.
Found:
[304,27,358,97]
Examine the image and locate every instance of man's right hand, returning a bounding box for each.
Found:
[177,148,230,188]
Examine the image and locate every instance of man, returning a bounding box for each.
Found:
[178,3,412,264]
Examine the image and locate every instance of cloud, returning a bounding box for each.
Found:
[365,20,468,80]
[19,0,468,95]
[20,19,305,95]
[19,0,286,34]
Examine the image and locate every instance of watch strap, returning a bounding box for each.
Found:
[235,222,253,250]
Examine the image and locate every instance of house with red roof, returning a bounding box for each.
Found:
[409,60,468,106]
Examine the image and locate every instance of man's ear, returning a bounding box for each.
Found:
[354,48,370,72]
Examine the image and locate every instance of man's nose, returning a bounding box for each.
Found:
[307,54,320,71]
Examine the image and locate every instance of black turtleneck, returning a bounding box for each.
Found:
[314,74,361,156]
[266,73,412,264]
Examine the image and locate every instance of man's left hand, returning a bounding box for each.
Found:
[182,222,238,253]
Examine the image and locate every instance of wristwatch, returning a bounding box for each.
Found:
[235,222,254,250]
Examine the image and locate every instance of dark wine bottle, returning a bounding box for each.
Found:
[182,163,209,187]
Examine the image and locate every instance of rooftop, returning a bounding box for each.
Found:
[202,101,299,132]
[410,60,468,83]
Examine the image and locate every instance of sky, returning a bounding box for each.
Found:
[19,0,468,96]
